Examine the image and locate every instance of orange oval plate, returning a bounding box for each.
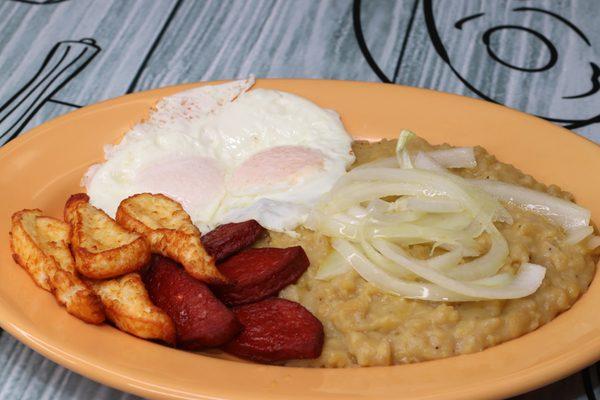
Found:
[0,79,599,400]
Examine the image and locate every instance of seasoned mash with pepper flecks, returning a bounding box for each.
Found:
[257,138,597,367]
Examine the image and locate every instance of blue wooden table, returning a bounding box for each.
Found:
[0,1,598,398]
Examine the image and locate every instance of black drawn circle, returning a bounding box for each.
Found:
[482,25,558,72]
[420,0,600,129]
[352,0,600,129]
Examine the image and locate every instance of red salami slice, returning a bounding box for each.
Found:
[224,298,324,362]
[201,220,265,262]
[142,255,240,350]
[214,246,309,306]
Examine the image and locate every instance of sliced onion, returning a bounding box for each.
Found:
[374,199,426,222]
[389,238,450,249]
[333,239,475,301]
[425,248,463,271]
[369,211,424,224]
[471,272,513,287]
[464,219,486,238]
[315,251,351,280]
[444,225,509,281]
[307,212,361,240]
[372,239,545,299]
[396,130,416,169]
[438,242,481,257]
[353,156,397,171]
[366,223,479,249]
[344,168,508,226]
[564,226,594,245]
[323,181,424,212]
[396,130,415,153]
[360,241,415,279]
[346,205,368,219]
[586,235,600,250]
[305,132,592,302]
[401,151,413,169]
[470,179,590,230]
[366,198,391,213]
[414,151,447,172]
[415,212,474,231]
[404,197,463,213]
[427,147,476,169]
[463,184,514,225]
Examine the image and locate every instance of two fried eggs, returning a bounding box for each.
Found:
[84,78,355,233]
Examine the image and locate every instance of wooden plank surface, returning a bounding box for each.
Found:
[0,0,598,399]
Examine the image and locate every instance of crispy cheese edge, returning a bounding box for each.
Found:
[10,209,105,324]
[116,193,227,285]
[65,193,151,279]
[91,273,176,344]
[10,209,54,291]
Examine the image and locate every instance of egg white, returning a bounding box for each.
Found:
[84,78,355,233]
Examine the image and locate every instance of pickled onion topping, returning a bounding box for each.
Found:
[309,131,594,301]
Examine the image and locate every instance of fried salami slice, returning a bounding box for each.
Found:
[214,247,309,306]
[142,256,240,349]
[201,220,265,262]
[224,298,324,363]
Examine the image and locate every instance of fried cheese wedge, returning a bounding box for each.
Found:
[10,209,53,290]
[10,209,105,324]
[90,273,176,344]
[116,193,227,285]
[65,194,151,279]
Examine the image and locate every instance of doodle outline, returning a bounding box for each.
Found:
[0,38,100,144]
[352,0,600,130]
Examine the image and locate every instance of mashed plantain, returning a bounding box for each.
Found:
[259,138,597,367]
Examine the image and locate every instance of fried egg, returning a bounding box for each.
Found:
[84,78,355,233]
